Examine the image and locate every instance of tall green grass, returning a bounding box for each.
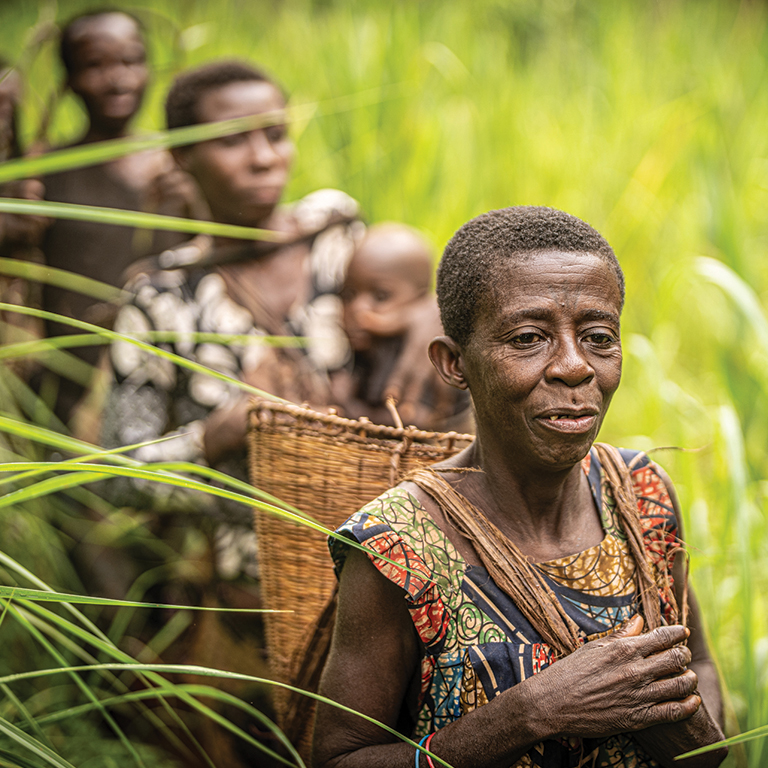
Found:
[0,0,767,764]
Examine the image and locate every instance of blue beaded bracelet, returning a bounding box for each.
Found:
[415,734,430,768]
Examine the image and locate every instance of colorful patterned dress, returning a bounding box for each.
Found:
[102,189,363,578]
[330,447,681,768]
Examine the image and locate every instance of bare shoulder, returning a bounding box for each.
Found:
[398,444,482,565]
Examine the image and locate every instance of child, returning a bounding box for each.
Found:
[334,222,472,431]
[26,11,202,427]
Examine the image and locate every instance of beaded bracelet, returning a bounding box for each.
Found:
[415,735,429,768]
[415,733,438,768]
[424,733,437,768]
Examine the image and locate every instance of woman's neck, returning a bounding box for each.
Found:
[452,438,599,559]
[212,205,287,251]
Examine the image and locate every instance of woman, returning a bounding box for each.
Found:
[100,61,367,766]
[102,60,449,765]
[314,206,727,768]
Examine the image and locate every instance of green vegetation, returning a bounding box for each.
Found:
[0,0,767,764]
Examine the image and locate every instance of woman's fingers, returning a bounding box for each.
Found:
[644,669,699,703]
[632,693,702,730]
[604,626,692,686]
[645,643,692,677]
[606,613,644,640]
[634,624,690,656]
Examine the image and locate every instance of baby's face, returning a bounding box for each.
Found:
[342,259,424,352]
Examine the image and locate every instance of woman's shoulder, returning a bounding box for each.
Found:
[333,486,427,547]
[593,445,680,537]
[330,484,462,577]
[287,189,361,234]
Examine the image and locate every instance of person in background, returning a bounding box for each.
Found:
[21,10,202,431]
[0,60,47,380]
[101,57,452,765]
[333,222,471,431]
[102,59,362,767]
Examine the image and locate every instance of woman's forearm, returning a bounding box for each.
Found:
[318,681,549,768]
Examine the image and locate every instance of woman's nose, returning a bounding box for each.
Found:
[546,336,594,386]
[247,131,279,169]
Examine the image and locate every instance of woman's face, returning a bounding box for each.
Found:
[177,80,294,227]
[459,251,623,472]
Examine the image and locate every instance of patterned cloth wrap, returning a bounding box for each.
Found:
[330,447,681,768]
[103,189,364,579]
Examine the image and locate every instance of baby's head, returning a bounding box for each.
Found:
[342,223,433,353]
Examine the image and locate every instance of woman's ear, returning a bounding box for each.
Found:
[428,336,468,390]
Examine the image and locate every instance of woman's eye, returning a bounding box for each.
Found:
[266,125,287,143]
[586,332,616,345]
[373,290,392,303]
[511,332,541,345]
[217,133,246,147]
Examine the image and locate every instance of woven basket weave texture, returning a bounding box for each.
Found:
[247,399,473,726]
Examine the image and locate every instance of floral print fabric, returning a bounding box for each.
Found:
[102,189,363,578]
[331,448,680,767]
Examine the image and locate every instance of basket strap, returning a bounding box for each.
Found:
[405,468,582,656]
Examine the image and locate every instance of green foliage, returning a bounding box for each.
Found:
[0,0,767,765]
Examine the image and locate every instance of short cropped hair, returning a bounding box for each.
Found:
[60,9,144,77]
[165,60,282,130]
[436,206,625,347]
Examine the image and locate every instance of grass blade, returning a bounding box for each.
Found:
[0,302,284,402]
[0,663,453,768]
[0,258,124,303]
[0,717,76,768]
[0,586,283,613]
[676,724,768,759]
[0,198,286,241]
[0,108,314,184]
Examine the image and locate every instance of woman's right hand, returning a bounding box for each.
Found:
[530,615,700,740]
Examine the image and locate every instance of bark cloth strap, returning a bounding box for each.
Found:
[405,442,685,658]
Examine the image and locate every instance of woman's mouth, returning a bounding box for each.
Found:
[537,413,598,434]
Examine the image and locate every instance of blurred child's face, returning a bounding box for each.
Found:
[67,13,147,129]
[342,256,426,352]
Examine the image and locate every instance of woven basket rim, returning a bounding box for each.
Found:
[249,397,474,445]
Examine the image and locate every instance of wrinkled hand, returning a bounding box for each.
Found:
[532,615,700,740]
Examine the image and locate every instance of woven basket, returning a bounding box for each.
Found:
[246,399,473,739]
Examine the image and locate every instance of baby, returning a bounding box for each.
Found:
[334,222,471,431]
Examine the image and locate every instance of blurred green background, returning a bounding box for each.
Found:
[1,0,767,765]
